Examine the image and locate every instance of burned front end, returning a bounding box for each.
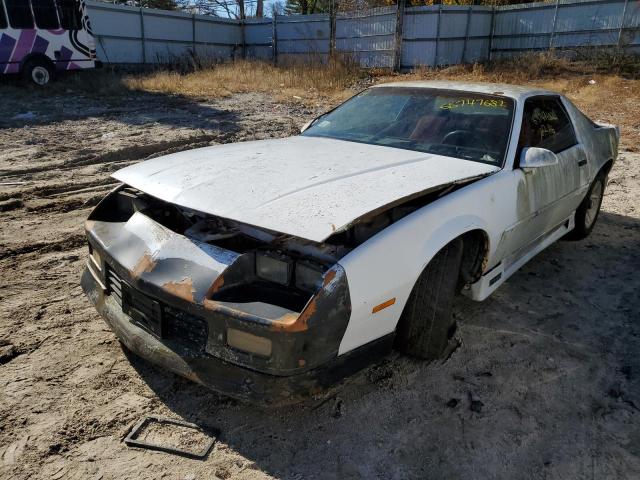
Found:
[81,186,364,404]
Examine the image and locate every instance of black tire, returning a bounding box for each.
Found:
[565,171,606,241]
[395,238,464,359]
[22,58,54,87]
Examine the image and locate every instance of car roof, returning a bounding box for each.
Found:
[372,80,557,101]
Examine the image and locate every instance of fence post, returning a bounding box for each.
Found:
[488,6,495,62]
[393,0,405,72]
[617,0,630,48]
[240,20,246,59]
[192,14,196,55]
[434,4,442,67]
[139,8,146,64]
[549,0,560,49]
[461,5,472,64]
[329,0,337,58]
[272,14,278,65]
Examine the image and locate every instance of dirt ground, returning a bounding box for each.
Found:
[0,74,639,480]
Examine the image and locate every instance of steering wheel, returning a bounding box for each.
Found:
[442,130,490,151]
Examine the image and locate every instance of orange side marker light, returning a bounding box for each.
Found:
[372,298,396,314]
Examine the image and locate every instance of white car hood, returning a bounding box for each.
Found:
[112,136,499,242]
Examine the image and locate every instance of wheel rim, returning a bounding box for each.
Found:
[31,66,50,86]
[585,179,603,228]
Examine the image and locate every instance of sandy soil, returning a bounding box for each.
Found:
[0,82,639,480]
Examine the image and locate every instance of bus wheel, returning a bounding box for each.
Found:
[22,58,54,87]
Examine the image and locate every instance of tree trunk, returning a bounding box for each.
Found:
[238,0,246,19]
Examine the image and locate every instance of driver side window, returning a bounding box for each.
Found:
[518,97,578,155]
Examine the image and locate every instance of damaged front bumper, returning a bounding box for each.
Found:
[81,187,388,404]
[83,265,394,405]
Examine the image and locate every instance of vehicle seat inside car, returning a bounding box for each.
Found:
[409,113,450,144]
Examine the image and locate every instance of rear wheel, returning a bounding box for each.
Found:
[566,172,606,240]
[395,238,464,359]
[22,58,53,87]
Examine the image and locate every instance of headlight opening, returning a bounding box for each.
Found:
[255,253,292,285]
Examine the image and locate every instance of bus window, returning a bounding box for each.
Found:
[0,2,8,29]
[5,0,35,29]
[32,0,59,29]
[57,0,81,30]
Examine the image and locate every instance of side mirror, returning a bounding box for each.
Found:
[519,147,559,169]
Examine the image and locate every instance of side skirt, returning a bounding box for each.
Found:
[464,213,575,301]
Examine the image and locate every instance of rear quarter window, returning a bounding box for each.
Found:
[518,97,578,154]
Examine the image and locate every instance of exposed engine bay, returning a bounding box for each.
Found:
[90,182,472,314]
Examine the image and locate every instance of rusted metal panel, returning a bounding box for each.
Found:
[82,266,383,405]
[84,187,354,377]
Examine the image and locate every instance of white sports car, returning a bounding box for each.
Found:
[82,81,619,403]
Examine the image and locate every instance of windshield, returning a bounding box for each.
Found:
[302,87,515,165]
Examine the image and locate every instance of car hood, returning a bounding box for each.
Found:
[112,136,499,242]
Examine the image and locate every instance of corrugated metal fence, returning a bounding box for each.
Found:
[86,0,640,69]
[492,0,640,55]
[402,5,494,68]
[87,1,242,63]
[336,6,397,68]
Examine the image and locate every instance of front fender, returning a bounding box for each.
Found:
[337,171,515,355]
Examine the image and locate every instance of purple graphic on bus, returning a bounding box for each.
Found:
[0,0,96,80]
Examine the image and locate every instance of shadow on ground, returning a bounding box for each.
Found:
[0,70,240,133]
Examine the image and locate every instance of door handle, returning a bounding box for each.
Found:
[578,159,587,167]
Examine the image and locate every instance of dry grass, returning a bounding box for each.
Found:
[125,57,364,104]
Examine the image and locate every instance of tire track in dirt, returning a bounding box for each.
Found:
[0,132,228,179]
[0,233,86,261]
[61,133,225,169]
[25,194,105,215]
[0,179,115,203]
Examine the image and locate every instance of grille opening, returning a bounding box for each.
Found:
[106,266,208,351]
[210,281,311,313]
[107,268,123,306]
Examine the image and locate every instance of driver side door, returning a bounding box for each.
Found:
[498,95,584,261]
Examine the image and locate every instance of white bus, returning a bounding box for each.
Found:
[0,0,97,86]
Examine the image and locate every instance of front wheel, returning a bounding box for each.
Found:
[394,238,463,359]
[22,58,53,87]
[566,172,606,241]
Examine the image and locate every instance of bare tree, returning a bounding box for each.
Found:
[177,0,252,18]
[111,0,179,8]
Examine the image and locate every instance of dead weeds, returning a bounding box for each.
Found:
[125,57,364,104]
